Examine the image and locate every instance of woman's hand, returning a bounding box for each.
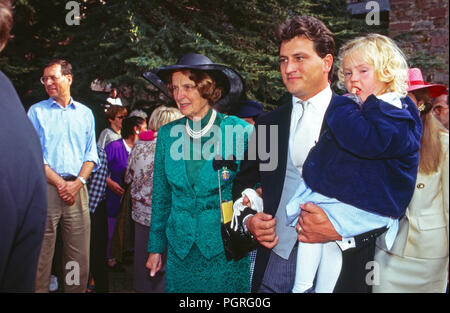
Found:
[146,253,162,277]
[107,176,124,196]
[242,187,262,208]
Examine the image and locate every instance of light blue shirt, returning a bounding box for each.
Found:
[27,97,99,177]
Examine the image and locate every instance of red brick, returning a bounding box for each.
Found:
[431,36,447,47]
[390,22,413,32]
[429,8,447,18]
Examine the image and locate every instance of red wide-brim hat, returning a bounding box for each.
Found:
[407,68,448,98]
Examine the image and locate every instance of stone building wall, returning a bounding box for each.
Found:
[389,0,449,86]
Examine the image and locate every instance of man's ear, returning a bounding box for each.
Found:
[323,54,333,74]
[67,74,73,85]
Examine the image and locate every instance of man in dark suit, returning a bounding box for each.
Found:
[233,15,385,293]
[0,0,47,292]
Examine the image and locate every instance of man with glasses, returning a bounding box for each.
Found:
[432,92,449,129]
[28,59,99,293]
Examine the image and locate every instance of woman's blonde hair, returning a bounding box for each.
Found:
[337,33,409,96]
[148,105,183,131]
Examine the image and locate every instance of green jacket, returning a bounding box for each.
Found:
[148,113,253,260]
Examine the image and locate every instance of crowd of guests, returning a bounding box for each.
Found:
[1,0,448,294]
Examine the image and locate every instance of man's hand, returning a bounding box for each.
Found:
[297,202,342,243]
[246,212,278,249]
[107,176,124,196]
[57,180,80,206]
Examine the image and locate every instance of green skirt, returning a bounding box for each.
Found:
[165,243,250,293]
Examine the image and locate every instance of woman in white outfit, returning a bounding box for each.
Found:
[373,68,449,293]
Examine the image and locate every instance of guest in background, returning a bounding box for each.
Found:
[432,93,449,130]
[236,100,264,125]
[28,59,99,293]
[125,105,183,293]
[106,88,123,106]
[374,67,449,293]
[86,147,109,292]
[129,109,148,120]
[105,116,147,270]
[97,105,128,149]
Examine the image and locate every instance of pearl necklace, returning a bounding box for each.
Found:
[185,109,217,139]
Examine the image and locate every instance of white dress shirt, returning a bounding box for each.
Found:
[289,85,332,173]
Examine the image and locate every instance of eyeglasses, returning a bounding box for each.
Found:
[168,84,197,94]
[433,105,449,115]
[116,115,126,120]
[40,75,66,84]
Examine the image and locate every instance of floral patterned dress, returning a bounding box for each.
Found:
[125,138,157,227]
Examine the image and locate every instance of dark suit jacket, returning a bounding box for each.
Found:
[232,92,383,293]
[233,92,296,292]
[0,71,47,292]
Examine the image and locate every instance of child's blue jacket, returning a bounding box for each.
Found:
[303,94,422,218]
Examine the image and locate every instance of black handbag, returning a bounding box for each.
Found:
[220,205,258,261]
[213,156,258,261]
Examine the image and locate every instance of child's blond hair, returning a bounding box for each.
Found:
[337,33,409,96]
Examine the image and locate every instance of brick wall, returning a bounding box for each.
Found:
[390,0,449,86]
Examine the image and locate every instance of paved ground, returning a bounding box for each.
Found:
[50,253,136,293]
[108,254,136,293]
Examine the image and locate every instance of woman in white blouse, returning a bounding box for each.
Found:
[125,106,183,293]
[373,68,449,293]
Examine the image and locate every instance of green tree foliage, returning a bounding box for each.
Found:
[3,0,373,111]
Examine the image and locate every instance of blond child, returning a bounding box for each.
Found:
[286,33,422,293]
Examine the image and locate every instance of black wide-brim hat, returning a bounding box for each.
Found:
[143,53,244,114]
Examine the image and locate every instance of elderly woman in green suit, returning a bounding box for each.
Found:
[144,54,253,293]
